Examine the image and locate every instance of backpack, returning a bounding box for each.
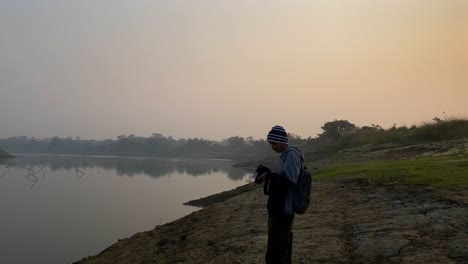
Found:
[284,148,312,214]
[292,165,312,214]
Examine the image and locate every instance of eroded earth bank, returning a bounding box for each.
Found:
[77,178,467,264]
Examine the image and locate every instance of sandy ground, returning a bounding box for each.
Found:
[76,178,468,264]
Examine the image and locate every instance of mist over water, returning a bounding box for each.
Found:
[0,154,251,264]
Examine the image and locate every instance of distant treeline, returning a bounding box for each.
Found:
[1,118,467,160]
[0,134,276,160]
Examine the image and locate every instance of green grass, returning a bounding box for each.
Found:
[313,154,468,188]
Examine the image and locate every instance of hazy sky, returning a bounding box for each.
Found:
[1,0,467,140]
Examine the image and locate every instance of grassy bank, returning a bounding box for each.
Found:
[313,154,468,188]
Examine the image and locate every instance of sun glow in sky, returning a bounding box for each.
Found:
[1,0,467,140]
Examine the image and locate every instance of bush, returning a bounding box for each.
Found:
[304,118,468,154]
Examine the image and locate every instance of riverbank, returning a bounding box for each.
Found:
[0,148,14,158]
[76,176,467,263]
[76,140,468,263]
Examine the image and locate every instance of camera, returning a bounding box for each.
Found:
[255,164,271,184]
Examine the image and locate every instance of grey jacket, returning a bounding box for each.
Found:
[269,146,304,215]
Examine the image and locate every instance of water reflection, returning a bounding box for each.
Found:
[0,155,252,264]
[0,160,13,178]
[1,154,248,182]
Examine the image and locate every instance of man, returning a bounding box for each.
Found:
[257,125,304,264]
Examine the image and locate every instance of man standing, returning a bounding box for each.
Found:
[257,125,304,264]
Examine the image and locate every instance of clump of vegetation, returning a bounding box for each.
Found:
[302,117,468,155]
[0,148,14,158]
[314,154,468,188]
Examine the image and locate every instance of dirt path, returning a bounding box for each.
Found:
[77,179,468,263]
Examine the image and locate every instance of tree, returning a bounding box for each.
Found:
[288,133,304,146]
[227,136,247,148]
[319,119,357,139]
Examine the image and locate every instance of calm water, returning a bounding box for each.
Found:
[0,154,251,264]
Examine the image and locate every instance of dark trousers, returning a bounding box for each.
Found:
[265,214,294,264]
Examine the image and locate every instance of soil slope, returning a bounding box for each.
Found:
[76,179,468,263]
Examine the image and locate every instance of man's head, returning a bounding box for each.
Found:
[267,125,289,153]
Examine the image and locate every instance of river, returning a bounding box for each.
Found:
[0,154,251,263]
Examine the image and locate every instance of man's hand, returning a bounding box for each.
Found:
[255,172,268,184]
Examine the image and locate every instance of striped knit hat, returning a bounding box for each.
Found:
[267,125,288,144]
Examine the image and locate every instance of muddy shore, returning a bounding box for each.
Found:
[76,178,467,264]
